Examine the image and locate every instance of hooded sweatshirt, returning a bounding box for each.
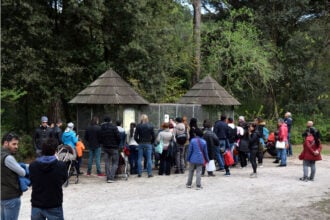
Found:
[29,156,67,208]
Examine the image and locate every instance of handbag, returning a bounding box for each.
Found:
[206,159,216,171]
[224,150,234,166]
[155,137,163,154]
[275,141,285,149]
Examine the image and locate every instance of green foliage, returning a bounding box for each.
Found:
[15,134,35,162]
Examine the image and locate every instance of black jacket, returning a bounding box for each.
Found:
[33,126,53,151]
[134,123,155,144]
[249,132,260,150]
[85,124,101,149]
[29,157,67,208]
[203,129,219,160]
[98,122,121,149]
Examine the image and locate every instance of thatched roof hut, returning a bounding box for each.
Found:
[69,69,149,105]
[177,75,240,106]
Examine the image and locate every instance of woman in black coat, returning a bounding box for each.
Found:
[202,119,219,176]
[237,123,250,169]
[248,123,260,178]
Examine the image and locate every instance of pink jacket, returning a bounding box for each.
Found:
[278,123,288,142]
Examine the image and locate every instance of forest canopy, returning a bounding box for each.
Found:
[1,0,329,134]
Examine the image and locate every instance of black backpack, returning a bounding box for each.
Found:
[228,126,237,143]
[176,133,187,145]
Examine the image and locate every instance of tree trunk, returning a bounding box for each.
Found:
[192,0,201,85]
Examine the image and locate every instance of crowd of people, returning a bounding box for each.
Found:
[1,112,323,219]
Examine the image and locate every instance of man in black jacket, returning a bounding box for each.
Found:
[134,114,155,178]
[29,138,67,220]
[98,116,121,183]
[33,116,53,157]
[84,116,104,176]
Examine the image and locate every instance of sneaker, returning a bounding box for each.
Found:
[107,179,115,183]
[299,177,308,181]
[259,164,263,168]
[86,173,91,176]
[273,160,279,164]
[278,164,287,167]
[250,173,257,178]
[97,173,106,177]
[148,174,153,178]
[196,186,203,190]
[224,173,231,177]
[186,184,192,188]
[216,168,225,172]
[307,177,314,181]
[208,173,216,177]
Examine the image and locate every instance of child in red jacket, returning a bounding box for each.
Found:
[299,127,322,181]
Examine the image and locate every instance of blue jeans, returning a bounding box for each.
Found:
[215,145,225,169]
[87,147,102,174]
[287,133,292,156]
[277,148,287,165]
[104,148,119,180]
[138,143,153,176]
[129,145,138,174]
[31,206,64,220]
[1,197,21,220]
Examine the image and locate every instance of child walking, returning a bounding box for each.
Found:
[76,137,86,175]
[299,126,322,181]
[186,129,209,190]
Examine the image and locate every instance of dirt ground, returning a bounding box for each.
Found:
[19,148,330,220]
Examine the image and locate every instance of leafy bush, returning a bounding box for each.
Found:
[16,134,35,162]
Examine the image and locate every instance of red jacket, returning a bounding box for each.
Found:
[299,134,322,161]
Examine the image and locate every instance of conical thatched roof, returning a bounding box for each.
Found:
[177,75,240,105]
[69,69,149,105]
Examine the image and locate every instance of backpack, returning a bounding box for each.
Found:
[175,133,187,145]
[228,126,237,143]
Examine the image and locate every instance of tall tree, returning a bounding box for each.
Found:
[192,0,202,85]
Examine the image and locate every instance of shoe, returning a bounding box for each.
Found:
[208,174,216,177]
[175,170,180,174]
[224,173,230,177]
[78,171,84,175]
[273,160,279,164]
[278,164,286,167]
[180,170,185,174]
[186,184,192,188]
[86,173,91,176]
[107,179,115,183]
[259,164,263,168]
[299,177,308,181]
[250,173,257,178]
[97,173,106,177]
[307,177,314,181]
[196,186,203,190]
[216,168,225,172]
[138,174,141,177]
[148,174,153,178]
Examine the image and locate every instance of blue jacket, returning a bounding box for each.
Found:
[18,162,30,192]
[62,130,78,149]
[213,120,229,140]
[187,137,209,165]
